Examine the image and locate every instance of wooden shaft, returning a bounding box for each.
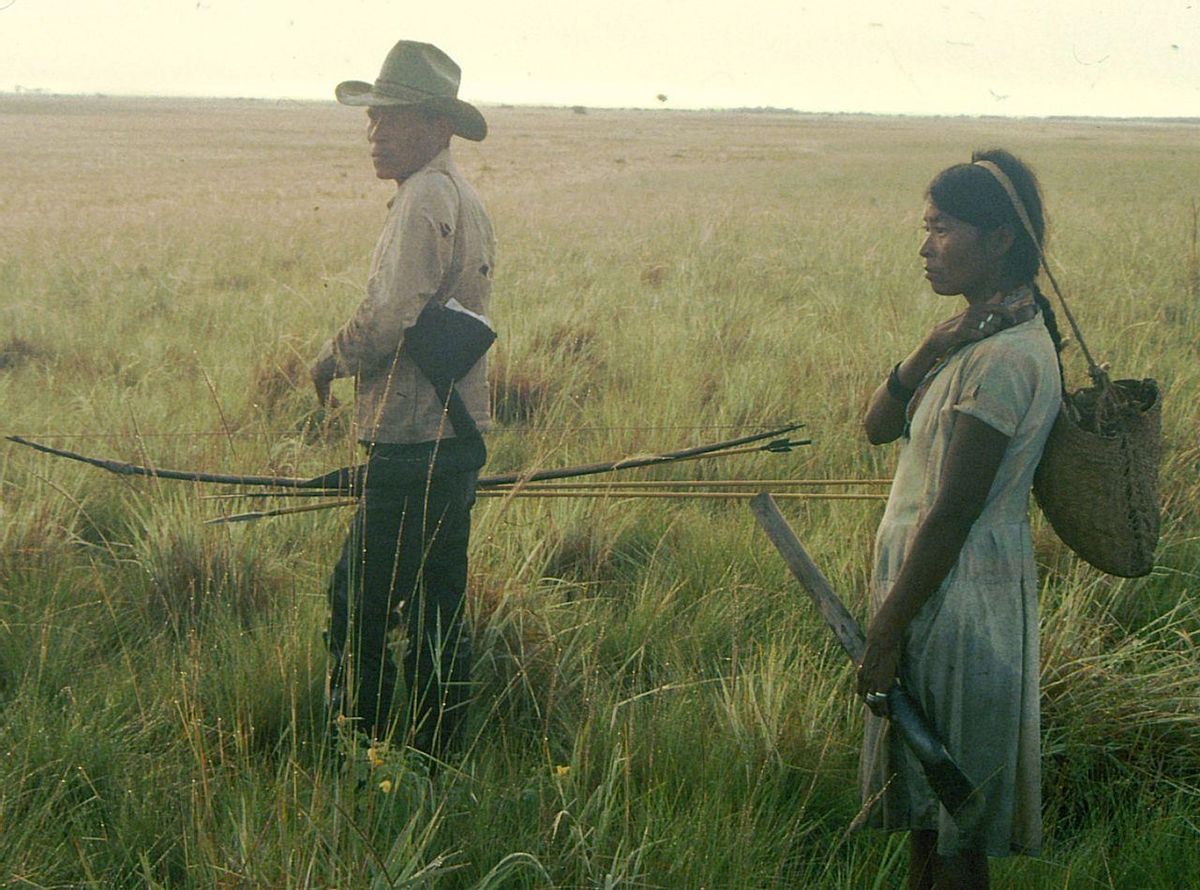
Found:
[479,490,886,501]
[748,492,867,662]
[201,478,892,500]
[491,478,891,490]
[204,498,358,524]
[205,489,885,523]
[747,492,978,818]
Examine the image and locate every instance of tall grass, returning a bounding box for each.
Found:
[2,97,1198,886]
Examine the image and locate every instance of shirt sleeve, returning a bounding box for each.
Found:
[951,340,1040,438]
[321,172,458,377]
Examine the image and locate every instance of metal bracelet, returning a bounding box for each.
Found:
[864,690,891,716]
[886,363,916,403]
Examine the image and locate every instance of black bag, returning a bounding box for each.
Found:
[404,298,496,440]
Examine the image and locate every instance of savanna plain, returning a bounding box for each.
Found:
[1,97,1198,888]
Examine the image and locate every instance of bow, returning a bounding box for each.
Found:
[6,423,810,494]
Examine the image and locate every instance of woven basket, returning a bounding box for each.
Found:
[971,160,1163,578]
[1033,378,1161,577]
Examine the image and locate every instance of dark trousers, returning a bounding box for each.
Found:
[325,439,482,756]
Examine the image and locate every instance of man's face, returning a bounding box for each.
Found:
[366,105,448,182]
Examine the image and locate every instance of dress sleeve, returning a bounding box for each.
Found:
[322,172,458,377]
[951,341,1040,438]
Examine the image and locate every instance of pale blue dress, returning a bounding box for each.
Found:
[860,313,1061,857]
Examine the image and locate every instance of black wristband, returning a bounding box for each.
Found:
[886,363,916,403]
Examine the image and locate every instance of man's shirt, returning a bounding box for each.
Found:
[317,149,495,444]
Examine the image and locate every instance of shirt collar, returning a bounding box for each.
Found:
[387,148,455,207]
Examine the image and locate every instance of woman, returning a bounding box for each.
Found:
[858,149,1064,889]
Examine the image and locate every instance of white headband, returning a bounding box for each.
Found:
[972,159,1043,255]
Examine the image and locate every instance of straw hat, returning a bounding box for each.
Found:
[335,41,487,142]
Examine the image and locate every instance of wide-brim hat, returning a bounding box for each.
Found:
[336,41,487,142]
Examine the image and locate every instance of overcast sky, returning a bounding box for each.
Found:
[2,0,1197,117]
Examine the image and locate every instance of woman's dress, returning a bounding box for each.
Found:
[860,312,1061,857]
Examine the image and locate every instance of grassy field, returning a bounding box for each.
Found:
[1,95,1198,888]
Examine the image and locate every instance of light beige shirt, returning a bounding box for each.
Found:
[316,149,495,444]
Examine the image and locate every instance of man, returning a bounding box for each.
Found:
[311,40,495,759]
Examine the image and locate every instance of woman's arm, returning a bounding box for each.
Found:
[864,302,1011,445]
[856,413,1011,696]
[863,339,946,445]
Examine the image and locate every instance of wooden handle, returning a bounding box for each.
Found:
[749,492,978,818]
[749,492,866,663]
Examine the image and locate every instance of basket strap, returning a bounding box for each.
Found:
[974,160,1107,387]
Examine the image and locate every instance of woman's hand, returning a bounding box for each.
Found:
[857,624,902,708]
[924,297,1010,357]
[858,415,1013,715]
[864,295,1011,445]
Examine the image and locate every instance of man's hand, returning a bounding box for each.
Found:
[310,354,339,408]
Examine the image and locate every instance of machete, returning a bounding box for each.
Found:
[749,492,976,819]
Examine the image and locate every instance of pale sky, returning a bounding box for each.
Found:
[2,0,1197,117]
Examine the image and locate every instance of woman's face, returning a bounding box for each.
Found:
[919,202,1008,300]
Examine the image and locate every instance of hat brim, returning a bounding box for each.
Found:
[335,80,487,141]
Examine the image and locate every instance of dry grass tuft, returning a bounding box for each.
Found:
[549,322,599,358]
[641,263,670,288]
[130,508,278,633]
[469,566,516,629]
[246,343,308,415]
[0,496,72,579]
[469,571,572,738]
[1188,197,1198,300]
[543,525,620,583]
[696,371,722,412]
[489,350,554,425]
[0,336,49,372]
[1040,583,1200,826]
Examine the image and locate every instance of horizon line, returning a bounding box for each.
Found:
[3,90,1199,125]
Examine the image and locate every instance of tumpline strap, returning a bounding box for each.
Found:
[973,159,1106,386]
